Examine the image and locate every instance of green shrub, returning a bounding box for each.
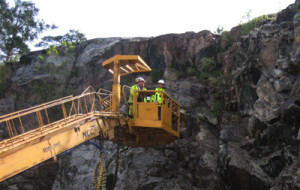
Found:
[68,42,75,51]
[198,57,217,79]
[201,58,215,73]
[38,55,44,62]
[220,31,233,52]
[47,45,58,56]
[241,15,273,35]
[198,57,225,117]
[61,40,67,47]
[214,25,224,34]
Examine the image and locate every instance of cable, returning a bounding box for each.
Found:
[87,140,106,190]
[95,151,106,190]
[94,162,101,188]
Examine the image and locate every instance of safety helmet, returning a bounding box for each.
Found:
[158,79,165,85]
[135,77,145,83]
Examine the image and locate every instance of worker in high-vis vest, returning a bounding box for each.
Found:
[151,79,165,120]
[128,77,147,117]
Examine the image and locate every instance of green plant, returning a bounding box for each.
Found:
[47,45,58,56]
[35,29,86,48]
[241,14,273,35]
[198,57,225,117]
[61,41,67,47]
[38,55,44,61]
[48,64,54,71]
[198,57,216,79]
[220,31,233,52]
[68,42,75,51]
[214,25,224,34]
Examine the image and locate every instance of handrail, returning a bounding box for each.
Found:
[81,86,97,94]
[0,92,97,123]
[97,88,113,94]
[122,85,131,108]
[0,87,113,148]
[0,95,74,120]
[136,90,180,104]
[97,88,114,112]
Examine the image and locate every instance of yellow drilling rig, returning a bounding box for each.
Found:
[0,55,180,183]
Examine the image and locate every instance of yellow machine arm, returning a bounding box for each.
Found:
[0,55,180,182]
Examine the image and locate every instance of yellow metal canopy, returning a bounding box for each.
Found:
[102,55,151,76]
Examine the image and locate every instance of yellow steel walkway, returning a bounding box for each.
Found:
[0,87,120,182]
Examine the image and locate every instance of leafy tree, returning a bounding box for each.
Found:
[0,0,57,62]
[35,29,87,48]
[64,29,87,44]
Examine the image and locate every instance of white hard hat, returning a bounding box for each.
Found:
[135,77,145,83]
[158,79,165,84]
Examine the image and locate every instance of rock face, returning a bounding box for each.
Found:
[1,1,300,190]
[220,1,300,189]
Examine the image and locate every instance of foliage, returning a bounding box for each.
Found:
[61,41,67,47]
[220,31,233,52]
[241,15,272,35]
[198,57,224,85]
[169,56,225,116]
[214,25,224,35]
[38,55,44,61]
[198,57,216,79]
[68,42,75,51]
[35,29,87,48]
[47,45,58,56]
[240,10,273,35]
[0,0,57,62]
[169,57,195,78]
[64,30,87,44]
[198,57,225,117]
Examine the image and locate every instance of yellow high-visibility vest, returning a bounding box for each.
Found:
[151,87,165,104]
[128,84,147,103]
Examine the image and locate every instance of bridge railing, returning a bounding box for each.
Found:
[0,87,113,149]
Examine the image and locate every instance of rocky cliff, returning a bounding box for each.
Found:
[1,1,300,189]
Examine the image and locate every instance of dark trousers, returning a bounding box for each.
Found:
[158,106,161,120]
